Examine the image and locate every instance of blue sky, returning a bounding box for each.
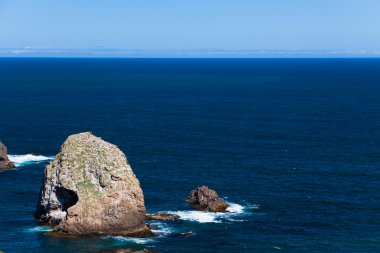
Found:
[0,0,379,57]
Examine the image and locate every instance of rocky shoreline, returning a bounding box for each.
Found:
[146,213,180,220]
[4,132,231,243]
[0,141,15,169]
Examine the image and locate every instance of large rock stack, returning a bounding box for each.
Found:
[0,141,15,169]
[35,132,151,236]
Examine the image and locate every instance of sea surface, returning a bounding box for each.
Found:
[0,58,379,253]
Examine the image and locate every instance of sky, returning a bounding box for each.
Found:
[0,0,379,57]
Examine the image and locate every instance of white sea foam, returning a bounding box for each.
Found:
[172,210,221,223]
[225,218,248,222]
[172,201,246,223]
[226,202,244,214]
[245,203,260,210]
[102,221,175,245]
[149,221,174,236]
[8,154,54,166]
[103,236,155,244]
[25,226,53,233]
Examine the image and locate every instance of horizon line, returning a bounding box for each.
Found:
[1,48,380,58]
[1,56,380,59]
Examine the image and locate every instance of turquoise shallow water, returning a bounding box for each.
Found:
[0,58,380,252]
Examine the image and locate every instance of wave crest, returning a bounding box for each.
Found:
[102,235,155,245]
[171,201,249,223]
[8,154,54,167]
[25,226,53,233]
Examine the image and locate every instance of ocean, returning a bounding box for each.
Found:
[0,58,379,252]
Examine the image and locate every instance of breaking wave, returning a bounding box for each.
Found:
[172,210,222,223]
[102,222,175,245]
[25,226,53,233]
[8,154,54,167]
[149,221,174,237]
[105,236,156,245]
[226,202,245,213]
[102,235,155,244]
[170,201,255,223]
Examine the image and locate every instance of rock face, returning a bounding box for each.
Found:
[0,141,15,169]
[186,186,229,212]
[35,132,150,236]
[146,213,180,220]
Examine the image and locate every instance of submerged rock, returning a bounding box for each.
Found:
[0,141,15,169]
[172,231,196,238]
[35,132,151,236]
[146,213,180,220]
[186,186,229,212]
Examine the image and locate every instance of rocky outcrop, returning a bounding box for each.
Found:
[146,213,180,220]
[35,132,151,236]
[0,141,15,169]
[186,186,229,212]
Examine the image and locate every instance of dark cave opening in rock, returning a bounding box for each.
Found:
[56,187,79,211]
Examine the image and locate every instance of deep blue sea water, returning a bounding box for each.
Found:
[0,58,379,253]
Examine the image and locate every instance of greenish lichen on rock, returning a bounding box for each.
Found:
[35,132,150,236]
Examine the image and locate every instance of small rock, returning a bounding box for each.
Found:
[146,213,180,220]
[0,141,16,170]
[186,186,229,212]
